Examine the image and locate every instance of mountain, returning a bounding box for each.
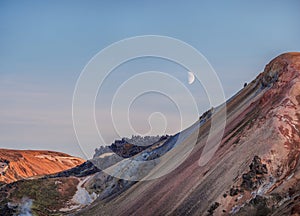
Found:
[78,52,300,215]
[0,52,299,216]
[0,149,85,184]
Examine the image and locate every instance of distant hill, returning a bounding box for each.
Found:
[0,149,85,184]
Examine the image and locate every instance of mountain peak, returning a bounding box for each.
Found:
[257,52,300,88]
[266,52,300,71]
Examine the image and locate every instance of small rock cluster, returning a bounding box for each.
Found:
[199,108,214,123]
[222,156,268,202]
[229,187,241,196]
[207,202,220,215]
[241,156,268,190]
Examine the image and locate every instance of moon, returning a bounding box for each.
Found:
[188,71,195,84]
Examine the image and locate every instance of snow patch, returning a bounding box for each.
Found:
[60,176,97,212]
[8,198,33,216]
[18,199,33,216]
[35,155,81,164]
[287,172,294,180]
[230,204,245,214]
[98,152,115,159]
[278,195,291,206]
[257,176,276,195]
[72,183,97,205]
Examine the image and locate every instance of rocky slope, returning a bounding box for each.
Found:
[0,52,300,216]
[77,52,300,215]
[0,149,85,184]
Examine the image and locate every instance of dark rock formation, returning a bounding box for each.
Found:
[49,160,100,178]
[207,202,220,215]
[94,135,169,159]
[241,156,268,190]
[230,187,240,196]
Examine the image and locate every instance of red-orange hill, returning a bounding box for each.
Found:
[0,149,85,183]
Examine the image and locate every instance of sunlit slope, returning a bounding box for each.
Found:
[0,149,84,183]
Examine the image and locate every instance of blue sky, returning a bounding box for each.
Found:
[0,1,299,158]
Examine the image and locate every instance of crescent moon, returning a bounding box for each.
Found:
[188,71,195,84]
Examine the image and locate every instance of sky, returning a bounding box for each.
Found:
[0,0,300,158]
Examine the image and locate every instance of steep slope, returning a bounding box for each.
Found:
[77,52,300,215]
[0,149,85,184]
